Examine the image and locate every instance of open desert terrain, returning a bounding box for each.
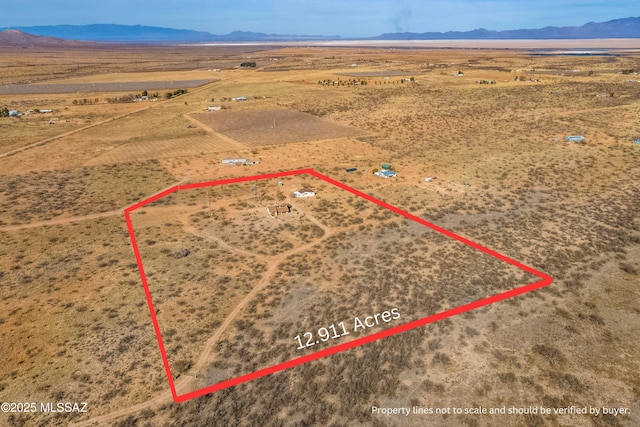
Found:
[0,41,639,427]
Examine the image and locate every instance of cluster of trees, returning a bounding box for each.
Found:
[72,98,99,105]
[104,90,163,103]
[317,78,369,86]
[621,69,637,74]
[136,90,159,99]
[105,94,136,104]
[240,61,257,67]
[104,89,187,103]
[165,88,188,99]
[0,107,10,117]
[373,77,414,84]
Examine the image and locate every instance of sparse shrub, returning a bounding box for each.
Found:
[173,359,192,374]
[498,371,517,383]
[533,344,565,366]
[548,371,585,393]
[431,352,451,366]
[114,415,139,427]
[619,262,638,274]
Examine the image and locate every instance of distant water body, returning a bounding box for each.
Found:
[185,39,640,50]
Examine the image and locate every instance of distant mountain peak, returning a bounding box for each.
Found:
[0,29,93,47]
[373,16,640,40]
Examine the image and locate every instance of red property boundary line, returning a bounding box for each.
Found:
[123,168,553,403]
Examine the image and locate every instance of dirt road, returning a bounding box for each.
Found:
[0,106,152,159]
[69,202,333,426]
[0,175,190,233]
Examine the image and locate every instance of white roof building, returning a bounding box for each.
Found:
[221,158,247,165]
[375,170,397,178]
[293,190,315,198]
[564,135,585,142]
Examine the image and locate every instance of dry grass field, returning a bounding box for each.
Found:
[0,43,638,427]
[0,79,215,95]
[191,109,366,146]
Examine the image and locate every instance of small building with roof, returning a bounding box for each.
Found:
[564,135,585,142]
[375,170,397,178]
[293,190,315,198]
[267,204,293,218]
[222,158,247,165]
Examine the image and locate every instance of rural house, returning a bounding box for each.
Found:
[268,205,292,218]
[221,158,247,165]
[293,190,315,198]
[375,170,397,178]
[564,135,585,142]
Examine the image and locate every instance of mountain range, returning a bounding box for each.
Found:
[0,29,93,47]
[373,17,640,40]
[1,17,639,44]
[0,24,339,43]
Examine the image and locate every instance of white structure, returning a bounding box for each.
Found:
[564,135,585,142]
[206,106,222,111]
[293,190,315,198]
[222,158,247,165]
[375,170,397,178]
[232,96,247,101]
[8,110,22,117]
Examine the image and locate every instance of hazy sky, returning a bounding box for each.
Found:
[1,0,635,37]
